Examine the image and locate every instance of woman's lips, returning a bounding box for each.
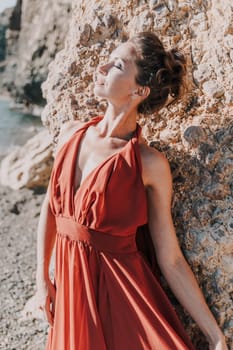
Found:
[93,73,105,86]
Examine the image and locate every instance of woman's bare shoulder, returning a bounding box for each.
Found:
[59,119,84,135]
[138,136,168,166]
[55,119,85,155]
[139,141,171,187]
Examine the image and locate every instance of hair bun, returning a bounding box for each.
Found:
[164,49,186,98]
[129,32,187,114]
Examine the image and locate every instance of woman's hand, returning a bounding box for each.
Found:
[36,278,56,326]
[20,278,56,326]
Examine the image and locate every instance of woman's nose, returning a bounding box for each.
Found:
[98,62,111,75]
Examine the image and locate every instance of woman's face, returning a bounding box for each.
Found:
[93,42,141,105]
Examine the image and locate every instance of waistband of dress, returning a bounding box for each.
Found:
[55,216,138,254]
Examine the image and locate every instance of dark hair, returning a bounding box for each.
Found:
[128,32,186,114]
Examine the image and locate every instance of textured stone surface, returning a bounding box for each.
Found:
[0,129,53,190]
[41,1,233,348]
[0,0,72,105]
[0,7,13,63]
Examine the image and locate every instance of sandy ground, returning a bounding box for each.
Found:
[0,184,49,350]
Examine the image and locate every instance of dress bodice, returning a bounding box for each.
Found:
[48,116,148,235]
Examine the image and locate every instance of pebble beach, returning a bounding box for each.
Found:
[0,184,48,350]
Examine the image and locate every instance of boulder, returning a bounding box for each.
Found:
[0,129,53,190]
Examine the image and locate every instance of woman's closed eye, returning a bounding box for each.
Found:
[113,63,123,70]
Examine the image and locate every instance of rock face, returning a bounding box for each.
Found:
[0,129,53,190]
[0,0,72,105]
[0,7,13,64]
[41,1,233,348]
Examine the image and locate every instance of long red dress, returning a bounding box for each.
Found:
[46,116,195,350]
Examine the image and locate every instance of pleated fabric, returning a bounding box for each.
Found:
[46,116,195,350]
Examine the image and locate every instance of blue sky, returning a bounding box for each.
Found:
[0,0,17,13]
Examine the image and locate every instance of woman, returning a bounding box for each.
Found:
[35,32,227,349]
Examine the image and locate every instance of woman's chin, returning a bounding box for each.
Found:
[93,87,107,99]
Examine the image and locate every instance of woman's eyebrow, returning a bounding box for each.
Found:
[110,56,129,64]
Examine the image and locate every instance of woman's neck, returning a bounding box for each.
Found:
[97,103,138,141]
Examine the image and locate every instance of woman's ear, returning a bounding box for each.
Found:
[139,86,150,98]
[131,86,150,100]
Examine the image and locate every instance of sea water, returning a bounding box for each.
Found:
[0,98,43,160]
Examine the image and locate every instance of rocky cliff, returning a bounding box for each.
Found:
[0,7,13,65]
[41,1,233,348]
[0,0,72,105]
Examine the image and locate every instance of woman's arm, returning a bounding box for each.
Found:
[142,147,227,349]
[36,189,56,287]
[36,118,83,280]
[34,119,84,325]
[35,189,57,326]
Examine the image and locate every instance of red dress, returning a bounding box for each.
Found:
[46,116,195,350]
